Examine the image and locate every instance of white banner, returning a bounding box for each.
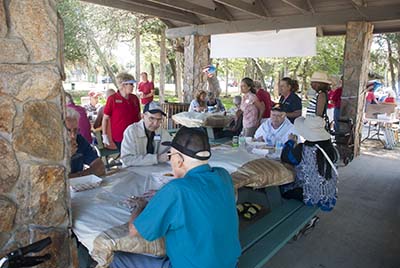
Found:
[210,28,316,58]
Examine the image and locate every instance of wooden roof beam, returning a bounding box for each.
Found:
[317,26,323,37]
[160,19,176,28]
[213,0,268,18]
[213,1,235,21]
[306,0,315,14]
[82,0,202,25]
[166,3,400,38]
[281,0,311,15]
[256,0,272,17]
[351,0,367,7]
[146,0,232,22]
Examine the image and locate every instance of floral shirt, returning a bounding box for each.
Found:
[240,92,259,128]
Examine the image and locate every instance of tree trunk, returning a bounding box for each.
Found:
[385,36,397,92]
[225,60,229,96]
[176,50,183,101]
[251,58,267,89]
[135,18,141,83]
[86,33,117,89]
[159,28,166,103]
[396,34,400,95]
[150,63,155,82]
[293,59,303,79]
[168,57,177,97]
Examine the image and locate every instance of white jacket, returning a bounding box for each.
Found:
[254,117,294,145]
[121,120,172,167]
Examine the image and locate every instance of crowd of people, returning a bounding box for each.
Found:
[66,69,394,268]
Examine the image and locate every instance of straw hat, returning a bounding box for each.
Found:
[294,116,331,142]
[310,71,331,84]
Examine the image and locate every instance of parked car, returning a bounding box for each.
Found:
[101,77,112,84]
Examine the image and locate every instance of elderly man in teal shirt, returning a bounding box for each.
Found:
[110,127,241,268]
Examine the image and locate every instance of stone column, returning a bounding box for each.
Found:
[183,35,210,103]
[0,1,74,267]
[341,21,373,157]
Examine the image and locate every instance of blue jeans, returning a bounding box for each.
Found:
[110,252,171,268]
[333,108,341,131]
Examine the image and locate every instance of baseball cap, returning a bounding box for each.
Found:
[162,126,211,160]
[271,103,286,112]
[88,90,102,98]
[143,101,166,116]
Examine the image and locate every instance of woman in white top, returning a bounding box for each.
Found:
[188,90,207,112]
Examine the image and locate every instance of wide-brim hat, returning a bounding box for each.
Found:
[310,71,331,85]
[294,116,331,142]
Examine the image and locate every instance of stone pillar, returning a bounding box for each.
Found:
[341,21,373,157]
[0,1,74,267]
[183,35,210,103]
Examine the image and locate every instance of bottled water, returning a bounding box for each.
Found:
[239,135,246,150]
[275,141,283,157]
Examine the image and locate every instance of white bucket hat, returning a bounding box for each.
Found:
[294,116,331,142]
[310,71,331,84]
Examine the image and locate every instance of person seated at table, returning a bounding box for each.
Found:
[206,91,225,112]
[121,101,172,167]
[222,95,243,138]
[280,116,338,211]
[110,126,241,268]
[65,92,93,144]
[188,90,207,112]
[66,108,105,178]
[254,103,294,146]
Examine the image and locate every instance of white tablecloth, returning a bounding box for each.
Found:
[72,147,261,253]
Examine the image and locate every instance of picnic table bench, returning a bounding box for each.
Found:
[238,187,319,268]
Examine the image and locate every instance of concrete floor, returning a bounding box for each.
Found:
[266,139,400,268]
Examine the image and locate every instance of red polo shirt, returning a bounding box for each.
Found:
[138,81,155,105]
[256,88,272,118]
[104,91,140,142]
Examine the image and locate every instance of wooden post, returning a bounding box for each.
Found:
[183,35,210,103]
[341,21,374,156]
[135,18,141,84]
[159,28,166,103]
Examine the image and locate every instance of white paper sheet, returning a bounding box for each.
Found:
[71,149,261,253]
[210,28,316,58]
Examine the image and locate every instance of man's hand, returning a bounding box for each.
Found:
[157,153,169,163]
[128,197,148,237]
[102,134,110,146]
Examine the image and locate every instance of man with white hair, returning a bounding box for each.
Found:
[66,108,105,178]
[121,102,172,167]
[111,127,241,268]
[254,103,294,146]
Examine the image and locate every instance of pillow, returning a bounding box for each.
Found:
[231,158,295,189]
[91,223,166,268]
